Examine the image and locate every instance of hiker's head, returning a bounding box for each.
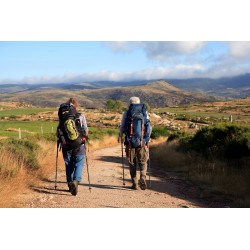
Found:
[67,98,78,110]
[129,97,140,104]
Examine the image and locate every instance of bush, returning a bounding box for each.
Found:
[184,123,250,159]
[151,127,170,139]
[106,100,117,110]
[168,130,193,142]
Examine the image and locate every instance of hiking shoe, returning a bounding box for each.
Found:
[71,180,79,196]
[131,183,138,190]
[139,179,147,190]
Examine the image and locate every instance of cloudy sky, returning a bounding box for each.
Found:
[0,41,250,84]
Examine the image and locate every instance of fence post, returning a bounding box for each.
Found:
[51,126,53,133]
[19,128,21,139]
[41,124,43,134]
[229,115,233,123]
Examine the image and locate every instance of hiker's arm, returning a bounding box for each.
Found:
[80,114,88,135]
[146,111,152,137]
[119,111,127,137]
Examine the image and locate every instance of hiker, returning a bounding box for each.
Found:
[120,97,152,190]
[56,98,88,196]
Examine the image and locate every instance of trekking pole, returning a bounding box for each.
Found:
[121,135,125,186]
[55,139,59,190]
[148,143,151,188]
[85,143,91,192]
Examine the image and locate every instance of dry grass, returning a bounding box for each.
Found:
[0,149,35,207]
[150,140,250,207]
[0,135,119,207]
[88,135,119,151]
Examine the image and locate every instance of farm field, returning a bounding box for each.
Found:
[0,108,56,120]
[0,120,119,140]
[0,121,58,138]
[154,98,250,124]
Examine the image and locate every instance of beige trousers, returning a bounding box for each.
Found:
[126,147,149,184]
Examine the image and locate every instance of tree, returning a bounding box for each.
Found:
[116,100,124,110]
[144,102,150,111]
[106,99,117,110]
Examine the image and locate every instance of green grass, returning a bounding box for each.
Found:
[155,106,250,121]
[0,108,56,118]
[0,120,119,140]
[151,126,170,139]
[0,138,41,172]
[0,121,58,137]
[88,127,119,140]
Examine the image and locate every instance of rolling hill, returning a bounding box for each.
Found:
[0,80,219,108]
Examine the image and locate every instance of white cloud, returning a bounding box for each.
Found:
[229,42,250,58]
[104,41,206,60]
[0,64,207,84]
[141,41,206,60]
[103,41,132,52]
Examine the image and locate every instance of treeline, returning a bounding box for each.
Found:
[106,99,151,111]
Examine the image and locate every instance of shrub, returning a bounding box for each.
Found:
[116,100,124,110]
[9,115,17,120]
[168,130,193,142]
[185,123,250,159]
[106,100,117,110]
[151,127,170,139]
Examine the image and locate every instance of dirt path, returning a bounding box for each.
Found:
[17,145,229,208]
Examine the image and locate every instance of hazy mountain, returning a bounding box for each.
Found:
[0,80,219,108]
[1,73,249,105]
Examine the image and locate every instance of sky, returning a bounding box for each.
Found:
[0,41,250,85]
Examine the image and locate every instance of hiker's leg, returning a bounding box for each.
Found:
[127,147,137,184]
[62,149,74,188]
[71,144,85,182]
[137,147,149,182]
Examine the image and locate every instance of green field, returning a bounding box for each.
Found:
[0,108,56,118]
[0,121,58,138]
[155,107,249,121]
[0,121,119,140]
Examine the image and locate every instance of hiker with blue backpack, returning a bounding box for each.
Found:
[56,98,89,196]
[120,97,152,190]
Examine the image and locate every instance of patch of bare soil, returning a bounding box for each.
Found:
[16,145,231,208]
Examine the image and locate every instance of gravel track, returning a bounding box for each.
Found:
[17,145,228,208]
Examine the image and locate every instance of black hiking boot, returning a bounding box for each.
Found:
[131,183,138,190]
[139,178,147,190]
[71,180,79,196]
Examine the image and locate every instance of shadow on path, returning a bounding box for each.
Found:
[79,182,131,191]
[32,187,71,196]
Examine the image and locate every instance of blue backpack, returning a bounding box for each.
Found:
[125,104,151,148]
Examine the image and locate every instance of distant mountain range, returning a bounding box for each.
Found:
[0,73,249,107]
[0,80,219,108]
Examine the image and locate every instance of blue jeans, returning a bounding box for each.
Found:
[62,144,85,187]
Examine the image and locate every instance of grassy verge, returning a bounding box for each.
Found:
[150,123,250,207]
[0,127,119,207]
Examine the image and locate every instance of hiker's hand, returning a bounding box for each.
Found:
[56,130,59,137]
